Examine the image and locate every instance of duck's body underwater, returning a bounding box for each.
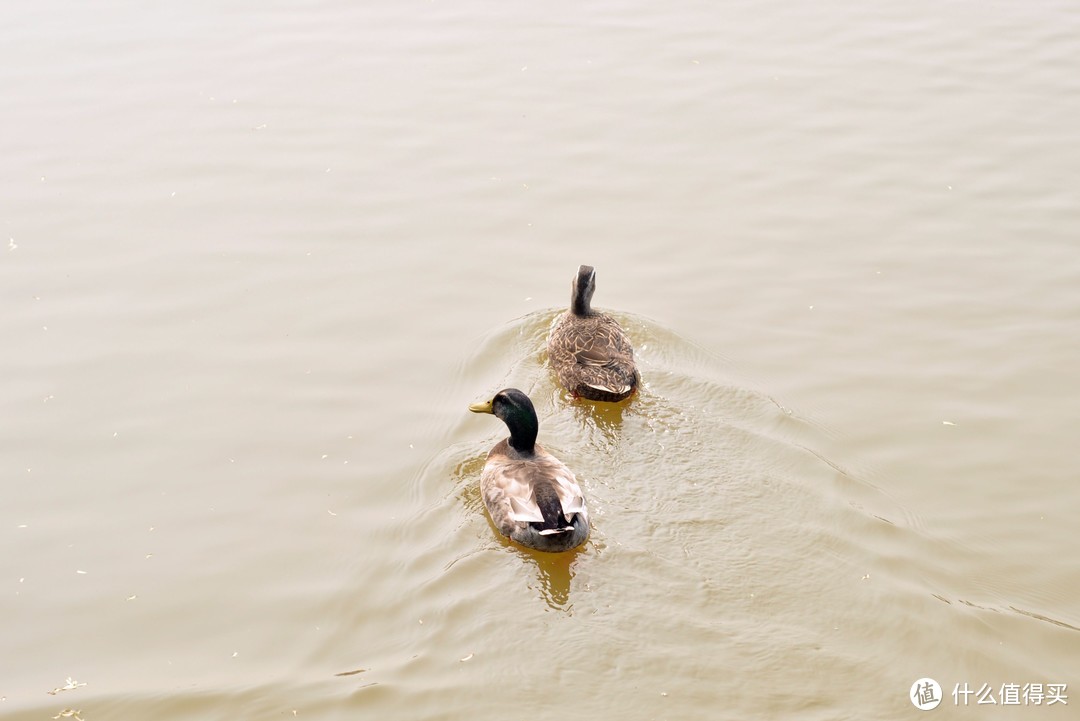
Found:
[468,389,589,552]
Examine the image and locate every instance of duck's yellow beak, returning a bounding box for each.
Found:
[468,399,494,414]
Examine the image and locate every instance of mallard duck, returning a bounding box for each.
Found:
[548,265,640,402]
[468,388,589,553]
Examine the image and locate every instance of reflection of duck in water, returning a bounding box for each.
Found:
[469,389,589,552]
[548,265,640,402]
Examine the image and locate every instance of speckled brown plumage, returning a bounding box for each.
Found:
[548,265,639,402]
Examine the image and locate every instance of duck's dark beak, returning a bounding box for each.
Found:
[468,399,494,414]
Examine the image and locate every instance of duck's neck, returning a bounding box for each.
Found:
[571,293,592,317]
[571,277,595,316]
[504,410,538,453]
[571,267,595,316]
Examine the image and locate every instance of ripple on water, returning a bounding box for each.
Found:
[298,310,1075,720]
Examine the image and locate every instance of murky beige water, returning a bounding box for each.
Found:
[3,1,1078,719]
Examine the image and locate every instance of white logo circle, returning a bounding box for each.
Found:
[910,678,942,710]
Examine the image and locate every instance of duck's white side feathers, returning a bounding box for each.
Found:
[508,495,545,524]
[552,473,587,521]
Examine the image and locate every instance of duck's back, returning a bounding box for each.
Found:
[479,441,589,551]
[548,311,638,402]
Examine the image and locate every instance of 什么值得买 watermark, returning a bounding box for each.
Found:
[911,678,1067,710]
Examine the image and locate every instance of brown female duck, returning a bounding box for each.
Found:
[547,265,639,402]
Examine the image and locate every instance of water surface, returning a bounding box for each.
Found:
[3,1,1079,719]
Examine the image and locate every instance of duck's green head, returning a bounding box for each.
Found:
[570,264,596,316]
[469,388,538,452]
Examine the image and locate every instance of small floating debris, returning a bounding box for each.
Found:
[334,668,367,677]
[459,653,474,662]
[942,421,956,426]
[47,678,86,695]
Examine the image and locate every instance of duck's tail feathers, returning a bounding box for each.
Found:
[537,525,576,536]
[533,484,576,535]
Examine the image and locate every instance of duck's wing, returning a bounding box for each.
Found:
[484,449,588,530]
[537,456,587,522]
[587,379,634,397]
[553,477,586,520]
[587,314,635,358]
[508,495,545,524]
[575,348,612,367]
[482,459,539,518]
[571,348,631,395]
[505,467,584,525]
